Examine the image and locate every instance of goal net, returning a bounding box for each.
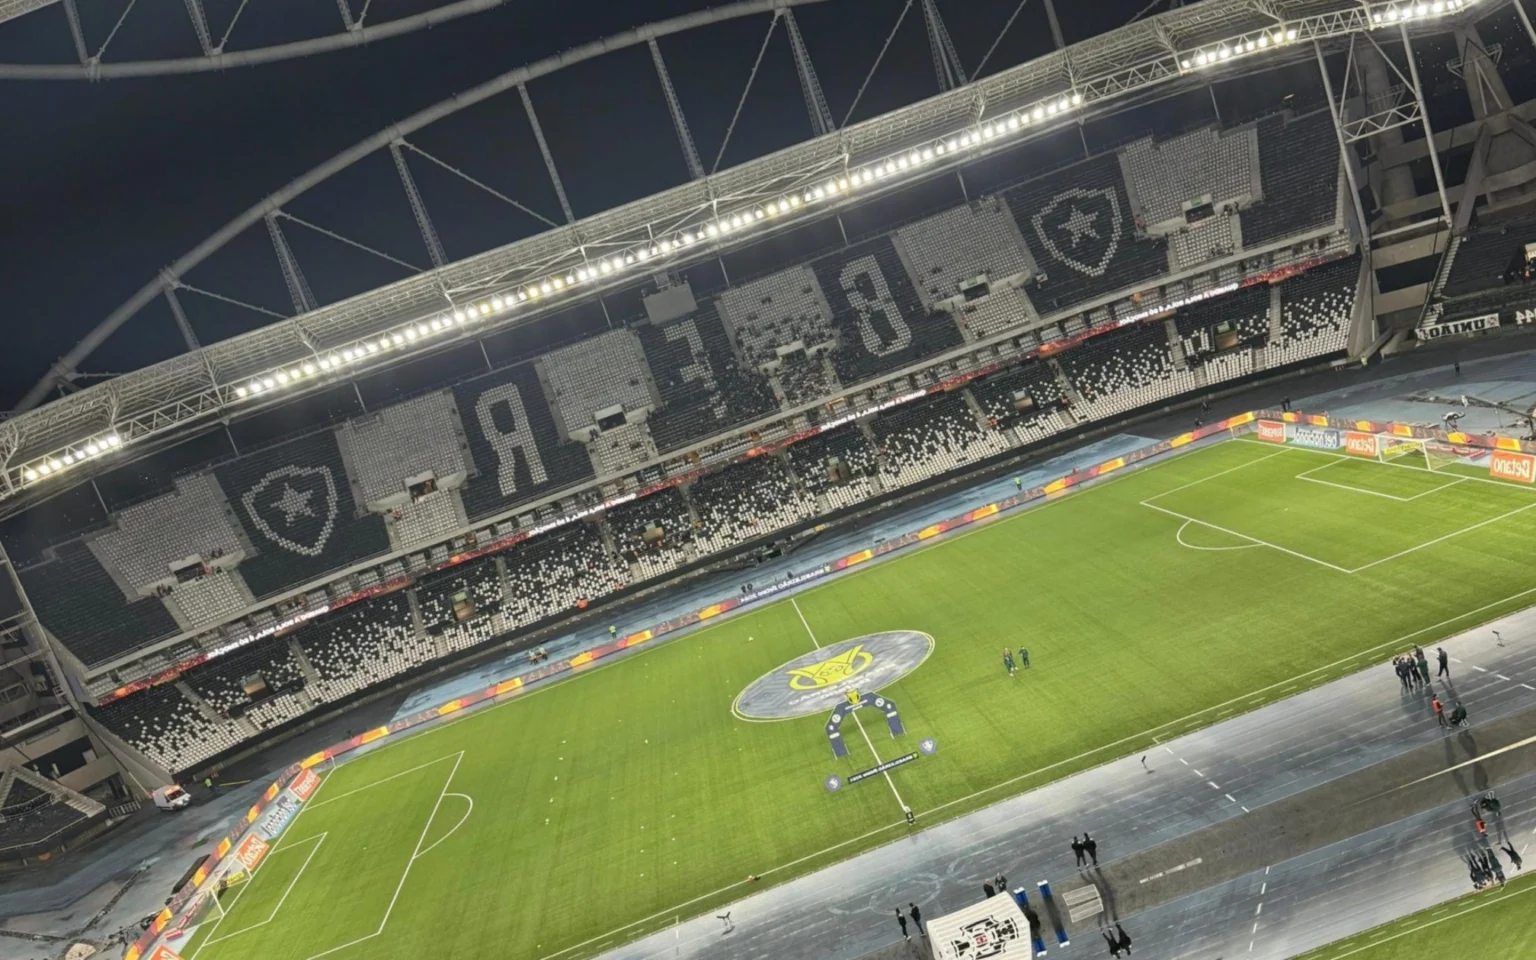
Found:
[1376,435,1462,471]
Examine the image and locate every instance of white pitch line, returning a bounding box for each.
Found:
[850,708,909,815]
[1349,500,1536,573]
[307,751,463,810]
[301,752,465,960]
[1141,500,1354,574]
[203,833,328,946]
[791,597,820,649]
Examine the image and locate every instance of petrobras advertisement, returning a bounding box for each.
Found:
[1290,426,1341,450]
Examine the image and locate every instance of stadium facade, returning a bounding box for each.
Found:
[2,0,1536,869]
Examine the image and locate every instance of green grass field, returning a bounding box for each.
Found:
[1295,871,1536,959]
[179,437,1536,960]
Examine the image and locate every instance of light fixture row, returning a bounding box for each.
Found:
[20,432,122,483]
[1371,0,1476,25]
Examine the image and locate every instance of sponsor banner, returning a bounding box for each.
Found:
[254,794,299,842]
[148,945,186,960]
[1490,450,1536,484]
[1418,313,1500,340]
[847,752,919,785]
[1292,426,1342,450]
[1517,307,1536,326]
[232,833,271,873]
[1256,420,1287,443]
[1344,431,1379,457]
[289,767,321,801]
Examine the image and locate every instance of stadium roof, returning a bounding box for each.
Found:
[0,0,1487,512]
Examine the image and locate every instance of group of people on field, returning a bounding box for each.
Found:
[1003,647,1031,675]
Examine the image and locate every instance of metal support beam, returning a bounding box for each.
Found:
[389,140,448,269]
[519,83,576,225]
[182,0,213,56]
[264,212,317,315]
[1453,126,1491,235]
[61,0,89,66]
[1316,42,1374,248]
[1513,0,1536,54]
[160,276,201,351]
[922,0,968,92]
[648,38,706,181]
[335,0,356,31]
[784,7,835,136]
[1042,0,1067,50]
[1397,24,1453,227]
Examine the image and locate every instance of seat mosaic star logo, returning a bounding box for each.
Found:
[1031,186,1124,278]
[786,644,874,690]
[241,464,340,557]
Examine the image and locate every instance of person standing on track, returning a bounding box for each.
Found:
[1416,650,1432,687]
[1501,842,1523,871]
[908,903,925,937]
[1083,834,1099,866]
[895,908,909,941]
[1072,836,1087,867]
[1433,695,1446,726]
[1437,647,1450,677]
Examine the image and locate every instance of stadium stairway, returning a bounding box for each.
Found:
[1164,318,1189,372]
[13,766,105,819]
[1047,358,1084,416]
[288,638,322,687]
[960,388,990,429]
[0,768,15,805]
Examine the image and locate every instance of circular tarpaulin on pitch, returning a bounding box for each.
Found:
[733,630,934,721]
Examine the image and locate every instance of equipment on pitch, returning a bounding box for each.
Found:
[1374,435,1462,471]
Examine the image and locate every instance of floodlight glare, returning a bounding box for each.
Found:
[23,469,36,481]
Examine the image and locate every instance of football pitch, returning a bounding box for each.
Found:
[180,437,1536,960]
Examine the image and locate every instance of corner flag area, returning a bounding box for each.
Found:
[176,436,1536,960]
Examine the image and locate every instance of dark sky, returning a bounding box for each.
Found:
[0,0,1158,409]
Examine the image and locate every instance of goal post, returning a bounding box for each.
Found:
[1376,435,1462,472]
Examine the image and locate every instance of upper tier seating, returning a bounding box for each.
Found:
[1168,216,1239,273]
[216,430,390,600]
[638,304,779,452]
[337,391,469,506]
[298,593,433,703]
[387,491,468,552]
[183,639,306,717]
[19,542,179,667]
[717,266,836,365]
[1121,126,1258,226]
[1004,153,1171,312]
[1175,283,1272,356]
[606,486,695,581]
[169,570,252,631]
[88,474,244,594]
[1441,219,1536,299]
[777,352,839,407]
[786,424,880,512]
[873,393,1013,490]
[542,331,654,431]
[590,422,656,477]
[690,457,817,555]
[91,684,245,773]
[968,361,1065,437]
[1240,112,1340,248]
[895,201,1039,339]
[454,363,596,520]
[813,236,966,386]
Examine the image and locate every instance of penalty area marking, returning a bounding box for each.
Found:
[1293,460,1468,502]
[201,833,328,947]
[1174,520,1261,552]
[535,578,1536,960]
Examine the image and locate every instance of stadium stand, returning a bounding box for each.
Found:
[298,594,432,703]
[19,542,180,667]
[91,684,244,772]
[812,235,965,384]
[786,424,881,512]
[215,431,390,600]
[967,361,1066,445]
[638,304,779,452]
[606,486,694,580]
[454,363,595,520]
[1440,218,1536,298]
[499,523,628,626]
[1274,255,1359,356]
[1120,126,1258,228]
[87,475,245,596]
[873,393,1013,489]
[168,570,252,631]
[717,265,836,365]
[1168,216,1240,272]
[336,391,469,506]
[776,351,839,406]
[1240,112,1341,247]
[1175,283,1272,356]
[387,492,468,552]
[417,555,504,634]
[894,201,1039,339]
[183,639,305,718]
[541,331,655,432]
[590,422,656,477]
[1059,322,1185,419]
[689,456,817,555]
[1005,153,1170,311]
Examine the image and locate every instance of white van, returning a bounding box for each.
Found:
[153,785,192,811]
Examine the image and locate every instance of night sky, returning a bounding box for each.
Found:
[0,0,1167,409]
